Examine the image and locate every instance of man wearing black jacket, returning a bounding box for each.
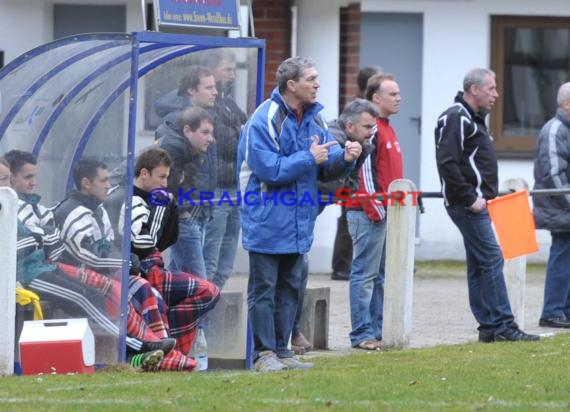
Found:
[114,147,220,371]
[435,68,538,343]
[158,106,215,201]
[158,90,217,278]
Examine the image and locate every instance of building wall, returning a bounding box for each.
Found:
[0,0,144,65]
[339,3,362,110]
[251,0,291,98]
[355,0,570,262]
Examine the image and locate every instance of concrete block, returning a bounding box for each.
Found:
[204,290,248,369]
[299,287,330,350]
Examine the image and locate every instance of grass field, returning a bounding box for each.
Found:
[2,332,569,411]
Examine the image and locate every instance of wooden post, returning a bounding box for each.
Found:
[500,178,529,329]
[0,187,18,375]
[382,179,418,348]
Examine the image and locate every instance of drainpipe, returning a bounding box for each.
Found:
[291,0,297,56]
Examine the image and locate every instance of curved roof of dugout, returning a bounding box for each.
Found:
[0,31,264,193]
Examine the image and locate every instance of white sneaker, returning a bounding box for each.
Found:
[279,356,314,370]
[253,351,286,372]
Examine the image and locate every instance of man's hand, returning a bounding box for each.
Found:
[344,141,362,162]
[310,135,338,164]
[468,197,487,213]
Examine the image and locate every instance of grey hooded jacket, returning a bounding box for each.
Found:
[533,109,570,232]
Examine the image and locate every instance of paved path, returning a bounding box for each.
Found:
[225,269,560,355]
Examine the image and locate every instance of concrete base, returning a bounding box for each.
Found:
[299,287,330,350]
[204,290,248,368]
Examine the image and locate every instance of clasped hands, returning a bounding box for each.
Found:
[309,135,362,165]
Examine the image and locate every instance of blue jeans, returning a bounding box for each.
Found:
[168,217,207,278]
[370,242,386,340]
[292,254,310,337]
[203,188,241,288]
[446,205,514,333]
[347,210,386,347]
[248,252,304,360]
[541,232,570,319]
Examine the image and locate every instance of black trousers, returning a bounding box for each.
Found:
[332,207,352,274]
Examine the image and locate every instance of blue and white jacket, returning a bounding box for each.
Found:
[237,87,354,254]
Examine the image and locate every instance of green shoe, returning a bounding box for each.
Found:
[130,349,164,371]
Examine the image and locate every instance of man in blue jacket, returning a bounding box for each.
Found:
[238,56,362,371]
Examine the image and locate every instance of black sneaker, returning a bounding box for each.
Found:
[141,337,176,355]
[479,325,540,343]
[539,316,570,328]
[331,271,350,281]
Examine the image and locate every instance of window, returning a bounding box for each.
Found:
[491,16,570,157]
[53,5,126,39]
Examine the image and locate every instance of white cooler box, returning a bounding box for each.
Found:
[19,318,95,375]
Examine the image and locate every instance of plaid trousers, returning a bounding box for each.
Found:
[140,250,221,355]
[56,262,165,348]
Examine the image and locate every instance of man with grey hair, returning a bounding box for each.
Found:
[435,68,539,342]
[533,82,570,329]
[344,73,403,350]
[237,56,362,371]
[319,98,378,191]
[290,98,378,355]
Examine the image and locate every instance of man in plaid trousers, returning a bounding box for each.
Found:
[108,147,221,371]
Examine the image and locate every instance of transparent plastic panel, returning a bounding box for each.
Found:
[0,42,133,157]
[139,45,260,366]
[37,56,132,203]
[2,36,134,367]
[0,38,123,123]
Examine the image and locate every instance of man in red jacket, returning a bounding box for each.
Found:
[345,73,403,350]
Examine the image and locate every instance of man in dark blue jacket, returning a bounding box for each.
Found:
[435,68,538,343]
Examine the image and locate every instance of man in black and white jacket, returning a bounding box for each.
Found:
[435,68,539,343]
[107,147,220,371]
[53,157,177,365]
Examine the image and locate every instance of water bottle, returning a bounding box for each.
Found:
[189,326,208,371]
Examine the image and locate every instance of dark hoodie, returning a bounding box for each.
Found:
[154,91,218,214]
[210,89,247,187]
[154,87,246,188]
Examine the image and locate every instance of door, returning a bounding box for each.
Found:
[361,12,423,233]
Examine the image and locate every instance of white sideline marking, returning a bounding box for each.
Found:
[45,371,243,393]
[46,377,166,392]
[0,398,137,405]
[262,398,568,409]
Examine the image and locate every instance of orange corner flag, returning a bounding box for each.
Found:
[487,190,539,260]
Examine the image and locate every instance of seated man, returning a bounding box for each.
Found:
[52,157,196,371]
[109,147,220,358]
[3,151,166,370]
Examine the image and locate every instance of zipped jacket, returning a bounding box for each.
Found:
[237,87,354,254]
[533,109,570,231]
[435,92,498,207]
